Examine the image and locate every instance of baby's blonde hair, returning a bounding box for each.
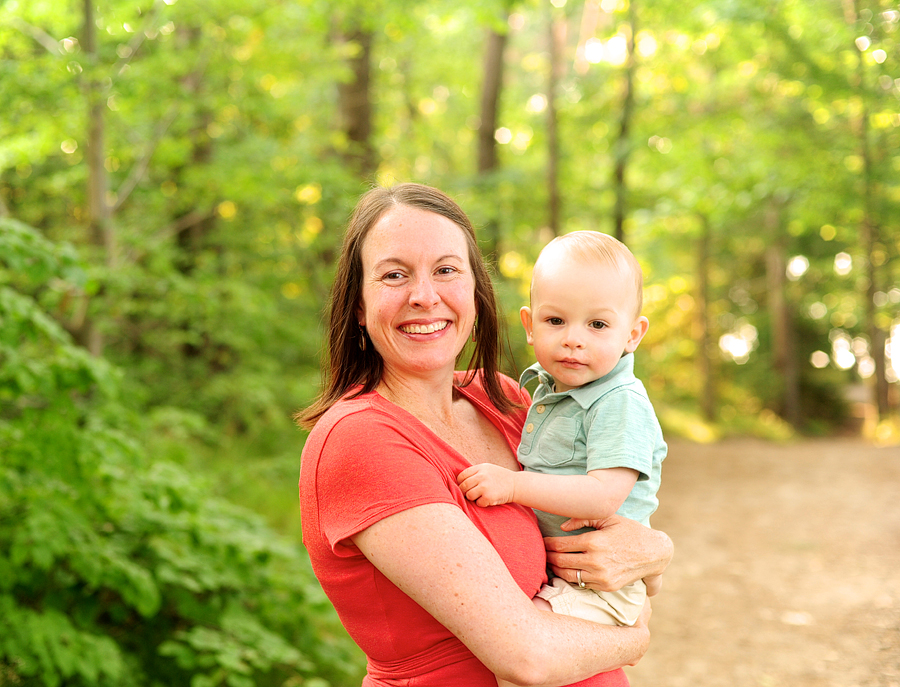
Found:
[534,231,644,317]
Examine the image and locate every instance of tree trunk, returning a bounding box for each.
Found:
[856,51,889,419]
[611,1,636,244]
[574,0,607,76]
[478,28,506,175]
[85,1,109,255]
[845,0,890,421]
[337,27,375,178]
[860,119,889,418]
[546,11,565,237]
[696,214,715,422]
[477,25,508,260]
[765,204,800,427]
[175,107,217,273]
[83,0,112,356]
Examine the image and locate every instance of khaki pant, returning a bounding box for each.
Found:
[535,576,647,626]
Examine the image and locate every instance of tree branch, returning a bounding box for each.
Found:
[111,37,212,214]
[119,209,214,266]
[112,107,178,212]
[111,0,166,79]
[10,16,62,55]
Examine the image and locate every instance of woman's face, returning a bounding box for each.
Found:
[357,205,477,383]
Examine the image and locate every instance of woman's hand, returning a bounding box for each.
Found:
[544,514,673,592]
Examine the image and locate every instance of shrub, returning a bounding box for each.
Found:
[0,218,361,687]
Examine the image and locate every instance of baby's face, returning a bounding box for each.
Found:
[520,257,647,392]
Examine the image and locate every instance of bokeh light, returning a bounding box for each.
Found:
[834,252,852,276]
[786,255,809,280]
[810,351,830,369]
[719,322,758,364]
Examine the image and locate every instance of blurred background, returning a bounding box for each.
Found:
[1,0,898,685]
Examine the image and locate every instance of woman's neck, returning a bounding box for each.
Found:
[377,369,459,426]
[377,368,517,470]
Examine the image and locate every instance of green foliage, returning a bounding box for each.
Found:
[0,219,362,686]
[5,0,897,442]
[2,0,899,678]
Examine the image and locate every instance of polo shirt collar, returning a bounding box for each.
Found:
[519,354,635,409]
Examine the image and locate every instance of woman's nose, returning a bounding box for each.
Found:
[409,275,440,308]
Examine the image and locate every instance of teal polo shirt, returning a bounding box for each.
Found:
[517,354,666,536]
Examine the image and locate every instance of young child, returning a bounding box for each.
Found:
[458,230,666,629]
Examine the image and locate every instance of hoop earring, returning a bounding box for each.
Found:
[359,326,367,351]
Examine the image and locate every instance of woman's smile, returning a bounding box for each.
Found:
[399,320,451,335]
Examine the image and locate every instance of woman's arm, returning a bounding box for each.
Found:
[352,502,650,687]
[544,515,673,593]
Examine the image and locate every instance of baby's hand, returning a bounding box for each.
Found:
[457,463,517,507]
[559,517,606,532]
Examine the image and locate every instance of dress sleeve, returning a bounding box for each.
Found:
[314,409,459,556]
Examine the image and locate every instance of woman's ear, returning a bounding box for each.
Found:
[519,306,535,346]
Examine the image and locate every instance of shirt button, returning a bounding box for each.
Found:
[526,423,534,433]
[536,405,546,414]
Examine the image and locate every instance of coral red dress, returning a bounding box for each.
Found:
[300,372,629,687]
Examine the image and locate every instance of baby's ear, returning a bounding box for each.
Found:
[625,316,649,352]
[519,306,535,345]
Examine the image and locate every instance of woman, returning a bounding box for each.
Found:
[297,183,673,686]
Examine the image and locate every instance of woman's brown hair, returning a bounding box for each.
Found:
[295,183,519,429]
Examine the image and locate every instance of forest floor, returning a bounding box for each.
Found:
[625,437,900,687]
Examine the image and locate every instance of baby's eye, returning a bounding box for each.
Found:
[547,317,564,326]
[589,321,607,330]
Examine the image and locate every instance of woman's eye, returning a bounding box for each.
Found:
[436,266,457,276]
[383,271,405,281]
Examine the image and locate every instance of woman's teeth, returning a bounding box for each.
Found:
[401,321,449,334]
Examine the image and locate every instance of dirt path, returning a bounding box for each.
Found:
[625,438,900,687]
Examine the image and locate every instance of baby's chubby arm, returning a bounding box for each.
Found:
[457,464,639,521]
